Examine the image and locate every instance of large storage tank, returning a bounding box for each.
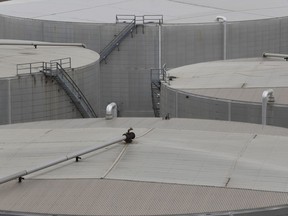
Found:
[0,40,100,124]
[160,57,288,127]
[1,118,288,215]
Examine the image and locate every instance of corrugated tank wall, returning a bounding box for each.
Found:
[0,60,100,124]
[160,84,288,128]
[1,15,288,118]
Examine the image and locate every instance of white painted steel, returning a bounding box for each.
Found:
[106,102,118,120]
[216,16,227,60]
[263,52,288,59]
[262,89,274,125]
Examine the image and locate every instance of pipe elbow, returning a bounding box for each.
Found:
[106,102,117,120]
[216,16,227,22]
[262,89,274,99]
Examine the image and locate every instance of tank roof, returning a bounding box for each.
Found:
[166,57,288,104]
[1,0,288,23]
[1,118,288,215]
[0,39,99,78]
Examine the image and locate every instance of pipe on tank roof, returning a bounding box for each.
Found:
[0,42,86,48]
[262,89,275,126]
[263,52,288,60]
[0,129,135,185]
[106,102,118,120]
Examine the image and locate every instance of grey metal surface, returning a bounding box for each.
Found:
[100,20,135,62]
[1,118,288,214]
[160,57,288,127]
[2,117,288,136]
[0,40,101,124]
[1,0,288,23]
[0,39,99,77]
[0,179,288,215]
[0,135,127,185]
[1,14,288,118]
[166,58,288,94]
[0,118,288,191]
[49,63,97,118]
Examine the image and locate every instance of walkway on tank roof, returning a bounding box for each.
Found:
[1,0,288,23]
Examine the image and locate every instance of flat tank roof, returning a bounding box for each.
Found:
[166,57,288,104]
[0,39,99,78]
[1,0,288,23]
[0,118,288,215]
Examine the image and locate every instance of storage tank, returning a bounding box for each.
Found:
[160,57,288,128]
[0,39,100,124]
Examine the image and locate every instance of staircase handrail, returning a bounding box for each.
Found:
[100,19,135,62]
[55,63,97,118]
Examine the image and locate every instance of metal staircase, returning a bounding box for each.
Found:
[150,68,162,117]
[100,19,136,63]
[150,64,169,117]
[100,15,163,63]
[17,58,97,118]
[45,62,97,118]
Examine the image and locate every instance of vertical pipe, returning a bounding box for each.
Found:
[262,98,267,126]
[8,79,11,124]
[228,100,231,121]
[175,91,178,118]
[216,16,227,60]
[158,24,162,71]
[223,21,227,60]
[262,89,274,126]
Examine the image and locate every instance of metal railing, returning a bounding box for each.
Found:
[116,15,136,23]
[50,57,71,69]
[17,62,45,75]
[150,68,161,117]
[116,15,163,24]
[53,63,97,118]
[100,19,136,62]
[16,58,97,118]
[143,15,163,24]
[100,15,163,63]
[16,57,71,75]
[150,63,170,117]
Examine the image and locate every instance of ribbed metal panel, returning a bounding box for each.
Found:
[0,179,287,215]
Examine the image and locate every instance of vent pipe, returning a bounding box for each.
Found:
[216,16,227,60]
[262,89,275,126]
[106,102,118,120]
[263,52,288,60]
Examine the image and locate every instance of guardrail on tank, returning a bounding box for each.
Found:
[150,68,161,117]
[52,63,97,118]
[116,15,163,24]
[16,58,97,118]
[16,61,45,75]
[100,19,136,63]
[16,57,71,75]
[100,15,163,63]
